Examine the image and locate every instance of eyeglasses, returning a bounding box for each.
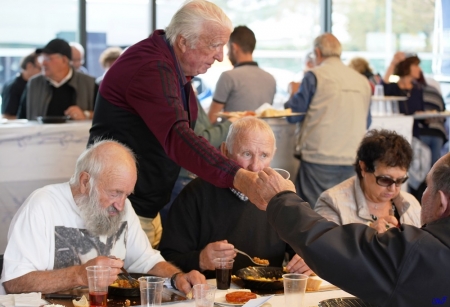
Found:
[370,173,408,187]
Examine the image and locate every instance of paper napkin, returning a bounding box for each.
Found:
[242,294,274,307]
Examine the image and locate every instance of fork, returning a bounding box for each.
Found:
[119,267,140,287]
[108,255,140,287]
[234,248,269,266]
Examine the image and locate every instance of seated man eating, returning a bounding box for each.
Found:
[159,117,312,278]
[0,140,204,294]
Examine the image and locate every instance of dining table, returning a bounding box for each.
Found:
[42,278,354,307]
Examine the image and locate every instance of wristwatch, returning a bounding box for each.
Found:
[83,110,91,119]
[170,272,182,290]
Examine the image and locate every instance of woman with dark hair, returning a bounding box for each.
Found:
[382,53,425,136]
[315,129,421,233]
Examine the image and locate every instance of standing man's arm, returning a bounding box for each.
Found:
[284,71,317,124]
[207,100,226,124]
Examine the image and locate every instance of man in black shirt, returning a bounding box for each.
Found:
[1,52,41,119]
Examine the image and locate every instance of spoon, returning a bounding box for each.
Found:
[234,248,269,266]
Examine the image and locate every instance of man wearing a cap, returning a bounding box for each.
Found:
[17,38,97,121]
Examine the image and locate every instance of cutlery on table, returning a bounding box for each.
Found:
[108,255,140,287]
[234,248,269,266]
[45,294,82,300]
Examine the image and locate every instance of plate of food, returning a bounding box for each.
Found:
[217,111,257,118]
[215,290,259,306]
[217,109,304,119]
[109,274,141,297]
[258,108,304,118]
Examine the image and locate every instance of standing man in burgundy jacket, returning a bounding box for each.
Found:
[88,0,263,247]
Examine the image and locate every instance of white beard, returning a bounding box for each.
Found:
[75,187,125,237]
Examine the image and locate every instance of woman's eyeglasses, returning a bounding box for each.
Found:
[370,173,408,187]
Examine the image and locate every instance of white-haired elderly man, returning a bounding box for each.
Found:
[159,117,313,279]
[88,0,269,248]
[284,33,372,207]
[0,140,205,295]
[70,42,89,74]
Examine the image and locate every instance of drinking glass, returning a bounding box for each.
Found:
[86,266,110,307]
[139,276,165,307]
[283,273,308,307]
[213,258,234,290]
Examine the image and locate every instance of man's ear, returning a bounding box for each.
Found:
[437,190,450,218]
[177,35,187,53]
[79,172,90,194]
[231,42,239,54]
[220,142,228,157]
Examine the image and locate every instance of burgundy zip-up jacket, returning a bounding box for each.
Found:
[88,30,240,218]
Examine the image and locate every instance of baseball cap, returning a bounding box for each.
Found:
[36,38,72,60]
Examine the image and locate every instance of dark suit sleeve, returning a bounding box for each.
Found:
[267,191,425,305]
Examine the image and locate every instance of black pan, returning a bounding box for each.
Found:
[108,273,143,297]
[235,266,284,290]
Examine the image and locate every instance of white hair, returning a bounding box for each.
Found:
[69,139,137,188]
[69,42,85,57]
[165,0,232,48]
[225,117,276,154]
[314,33,342,58]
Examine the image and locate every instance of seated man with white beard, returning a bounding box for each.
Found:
[0,140,205,295]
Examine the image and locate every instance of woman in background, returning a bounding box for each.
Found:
[315,129,421,233]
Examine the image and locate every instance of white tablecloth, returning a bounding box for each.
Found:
[0,120,91,254]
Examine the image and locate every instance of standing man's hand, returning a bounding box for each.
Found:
[199,240,235,271]
[233,168,295,210]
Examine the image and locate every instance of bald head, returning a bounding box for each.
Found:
[70,140,137,190]
[313,33,341,64]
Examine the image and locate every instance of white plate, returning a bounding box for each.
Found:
[371,96,408,101]
[217,111,304,119]
[412,111,450,119]
[215,293,260,306]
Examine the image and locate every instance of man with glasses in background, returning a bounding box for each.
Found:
[17,38,97,120]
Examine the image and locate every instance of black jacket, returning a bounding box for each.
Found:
[268,191,450,307]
